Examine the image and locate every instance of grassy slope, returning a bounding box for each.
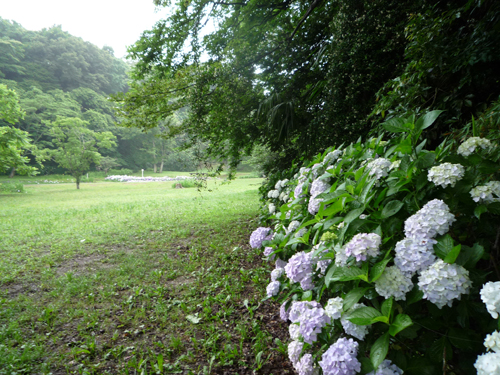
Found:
[0,179,292,375]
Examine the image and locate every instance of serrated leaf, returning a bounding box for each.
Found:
[381,297,393,318]
[389,314,413,336]
[370,258,391,282]
[370,332,390,369]
[343,287,369,311]
[443,244,461,264]
[381,200,403,219]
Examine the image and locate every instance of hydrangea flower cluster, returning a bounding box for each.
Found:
[458,137,493,156]
[374,266,413,301]
[268,189,280,199]
[288,301,330,344]
[269,203,276,214]
[343,233,381,262]
[249,227,272,248]
[323,149,343,166]
[484,331,500,353]
[287,220,301,234]
[427,162,465,188]
[271,268,284,281]
[285,251,314,286]
[264,246,275,259]
[394,237,436,275]
[324,297,344,320]
[319,337,361,375]
[308,197,322,215]
[366,158,392,179]
[280,301,291,321]
[475,352,500,375]
[266,281,280,297]
[275,178,289,191]
[366,360,403,375]
[417,259,471,308]
[288,340,304,365]
[480,282,500,319]
[296,354,318,375]
[310,178,331,198]
[341,303,370,340]
[470,181,500,203]
[404,199,455,239]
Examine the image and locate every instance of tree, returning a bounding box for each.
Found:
[45,117,116,189]
[0,83,38,175]
[96,156,120,175]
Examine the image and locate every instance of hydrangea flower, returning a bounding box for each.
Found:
[268,189,280,199]
[285,251,314,284]
[394,237,436,275]
[250,227,272,248]
[288,340,304,366]
[263,246,275,260]
[300,273,315,291]
[280,301,290,321]
[458,137,493,157]
[275,178,289,191]
[319,337,361,375]
[475,352,500,375]
[308,197,323,215]
[289,323,301,340]
[310,178,331,198]
[335,245,350,267]
[389,160,401,171]
[427,163,465,188]
[470,181,500,203]
[289,301,322,323]
[480,281,500,319]
[325,297,344,320]
[297,304,331,344]
[266,281,280,297]
[279,191,290,202]
[296,353,319,375]
[418,259,471,308]
[485,331,500,353]
[366,158,392,179]
[323,149,343,166]
[275,258,288,269]
[341,303,370,340]
[404,199,455,239]
[268,203,276,214]
[375,266,414,300]
[287,220,301,235]
[344,233,382,262]
[367,360,403,375]
[294,182,306,198]
[271,268,284,281]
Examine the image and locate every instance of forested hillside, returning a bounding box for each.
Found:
[0,18,196,175]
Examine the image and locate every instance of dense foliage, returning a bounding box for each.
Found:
[254,112,500,374]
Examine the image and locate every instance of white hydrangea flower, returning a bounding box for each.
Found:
[344,233,382,262]
[394,237,437,275]
[366,158,392,179]
[310,178,331,198]
[367,359,403,375]
[341,303,370,340]
[268,203,276,214]
[389,160,401,171]
[288,340,304,365]
[271,268,284,281]
[287,220,301,235]
[323,149,343,166]
[334,245,350,267]
[418,259,472,309]
[266,281,280,297]
[375,266,414,301]
[458,137,493,157]
[289,323,301,340]
[470,181,500,203]
[275,178,289,191]
[308,197,323,215]
[475,352,500,375]
[480,282,500,319]
[404,199,456,239]
[268,189,280,199]
[324,297,344,320]
[485,331,500,353]
[427,163,465,188]
[295,353,319,375]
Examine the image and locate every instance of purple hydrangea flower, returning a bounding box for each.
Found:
[404,199,455,239]
[394,237,436,275]
[344,233,381,262]
[280,301,290,321]
[266,281,280,297]
[285,251,314,284]
[249,227,271,248]
[319,337,361,375]
[367,359,403,375]
[296,353,318,375]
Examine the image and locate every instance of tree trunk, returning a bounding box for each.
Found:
[153,163,157,173]
[159,161,164,173]
[76,176,80,189]
[9,168,16,178]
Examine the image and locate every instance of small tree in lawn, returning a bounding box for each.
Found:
[47,117,116,189]
[96,156,121,176]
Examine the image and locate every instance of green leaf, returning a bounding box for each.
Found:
[382,118,412,133]
[381,297,393,318]
[415,110,444,132]
[478,160,500,174]
[343,287,369,311]
[360,357,374,374]
[360,179,377,204]
[346,306,385,326]
[395,138,412,154]
[381,200,403,219]
[487,202,500,215]
[370,258,391,282]
[434,234,454,260]
[456,243,484,268]
[406,286,424,306]
[474,204,488,219]
[370,332,390,369]
[302,291,313,301]
[416,151,436,169]
[389,314,413,336]
[344,208,365,224]
[443,244,461,264]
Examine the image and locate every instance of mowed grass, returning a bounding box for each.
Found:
[0,179,292,375]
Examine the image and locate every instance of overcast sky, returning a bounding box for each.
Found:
[1,0,168,59]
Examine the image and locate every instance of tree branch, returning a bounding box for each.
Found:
[288,0,325,40]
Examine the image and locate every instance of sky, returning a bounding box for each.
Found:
[0,0,168,59]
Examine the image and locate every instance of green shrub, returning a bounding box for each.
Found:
[108,168,133,176]
[0,182,26,194]
[256,111,500,374]
[171,179,196,189]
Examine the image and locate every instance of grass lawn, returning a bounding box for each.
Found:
[0,178,292,374]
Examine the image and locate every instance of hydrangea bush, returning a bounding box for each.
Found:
[251,112,500,374]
